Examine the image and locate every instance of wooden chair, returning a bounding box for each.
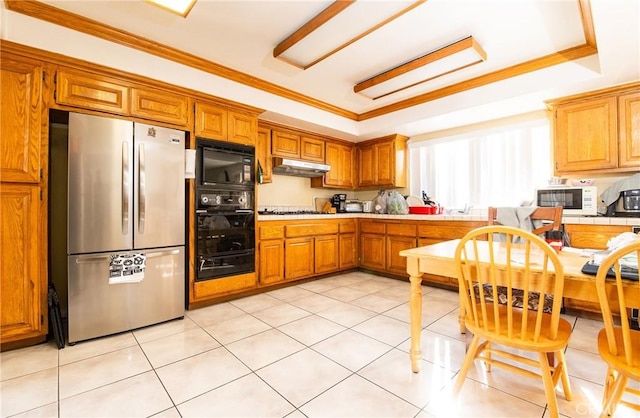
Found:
[453,226,573,418]
[487,206,563,236]
[594,240,640,417]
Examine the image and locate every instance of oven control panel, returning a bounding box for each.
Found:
[197,189,253,211]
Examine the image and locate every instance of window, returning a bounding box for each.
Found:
[409,116,550,209]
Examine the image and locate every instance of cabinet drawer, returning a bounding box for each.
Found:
[360,221,385,234]
[386,223,416,237]
[56,69,129,115]
[130,87,189,126]
[286,223,338,238]
[259,225,285,240]
[339,220,356,234]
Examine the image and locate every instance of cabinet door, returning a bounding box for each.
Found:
[56,69,130,115]
[256,127,273,183]
[0,53,42,183]
[228,110,257,146]
[272,130,300,158]
[618,91,640,168]
[315,235,339,274]
[554,97,618,172]
[386,235,416,276]
[339,233,357,269]
[340,144,355,188]
[357,145,376,187]
[285,237,314,280]
[321,142,341,187]
[375,142,394,186]
[259,239,285,285]
[130,87,189,126]
[359,233,385,271]
[194,102,227,140]
[1,184,45,345]
[300,136,325,162]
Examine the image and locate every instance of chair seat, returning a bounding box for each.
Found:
[597,328,640,376]
[465,303,573,352]
[477,284,554,313]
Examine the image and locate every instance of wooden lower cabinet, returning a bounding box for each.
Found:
[1,184,46,348]
[315,235,339,274]
[285,237,314,280]
[339,234,357,269]
[259,239,285,285]
[564,224,632,250]
[360,233,386,271]
[386,235,417,276]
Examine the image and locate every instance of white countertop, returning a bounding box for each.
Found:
[257,212,640,226]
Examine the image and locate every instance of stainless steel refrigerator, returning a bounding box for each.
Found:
[65,112,185,343]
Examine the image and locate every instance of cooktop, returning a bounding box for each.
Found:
[258,210,333,215]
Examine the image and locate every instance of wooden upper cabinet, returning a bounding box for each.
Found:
[300,136,325,162]
[618,91,640,168]
[553,96,618,172]
[228,110,257,146]
[356,134,408,188]
[194,102,227,140]
[312,141,354,189]
[130,87,189,126]
[548,83,640,174]
[256,127,273,184]
[56,69,129,115]
[271,130,300,158]
[0,53,43,183]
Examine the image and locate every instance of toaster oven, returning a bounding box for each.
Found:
[611,189,640,217]
[535,186,598,216]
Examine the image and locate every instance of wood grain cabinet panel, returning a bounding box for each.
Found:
[311,141,354,189]
[315,235,339,274]
[300,136,325,162]
[56,69,129,115]
[339,233,357,269]
[356,134,407,188]
[1,184,45,346]
[256,127,273,184]
[386,235,417,277]
[0,53,42,183]
[194,102,227,140]
[130,87,189,126]
[618,91,640,168]
[228,110,257,146]
[360,233,386,271]
[285,237,314,280]
[272,130,300,158]
[548,83,640,174]
[259,239,285,285]
[554,97,618,172]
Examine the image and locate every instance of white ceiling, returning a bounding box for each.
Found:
[3,0,639,141]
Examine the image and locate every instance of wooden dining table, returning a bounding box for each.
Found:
[399,239,640,373]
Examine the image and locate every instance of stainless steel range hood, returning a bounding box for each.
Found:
[272,157,330,178]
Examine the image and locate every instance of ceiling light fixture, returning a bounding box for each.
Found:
[354,36,487,100]
[144,0,197,17]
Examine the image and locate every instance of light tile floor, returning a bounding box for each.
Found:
[1,271,638,417]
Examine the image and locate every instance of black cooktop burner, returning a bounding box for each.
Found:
[259,210,332,215]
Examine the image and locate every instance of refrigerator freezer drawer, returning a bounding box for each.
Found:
[67,246,185,343]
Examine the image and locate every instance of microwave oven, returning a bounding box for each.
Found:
[535,186,598,216]
[196,138,254,188]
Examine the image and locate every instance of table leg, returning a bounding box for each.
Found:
[407,257,422,373]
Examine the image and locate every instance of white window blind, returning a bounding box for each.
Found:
[409,117,550,209]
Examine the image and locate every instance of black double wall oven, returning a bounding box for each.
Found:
[195,138,255,281]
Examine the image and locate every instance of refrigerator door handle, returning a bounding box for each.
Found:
[74,255,111,264]
[122,141,129,235]
[138,142,146,234]
[145,249,181,259]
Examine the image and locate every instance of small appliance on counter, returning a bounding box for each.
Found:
[601,173,640,217]
[606,189,640,217]
[345,200,363,213]
[331,193,347,213]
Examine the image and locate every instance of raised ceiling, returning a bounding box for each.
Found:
[3,0,639,140]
